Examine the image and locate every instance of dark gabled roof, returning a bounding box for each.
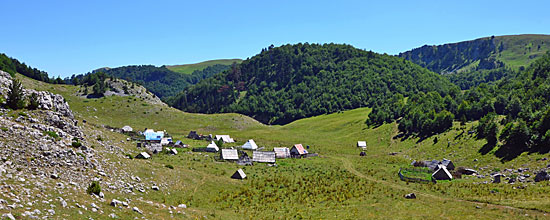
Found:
[231,169,246,179]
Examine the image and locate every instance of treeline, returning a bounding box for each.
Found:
[68,64,231,100]
[68,71,110,96]
[370,52,550,160]
[171,43,455,124]
[445,67,516,90]
[0,53,64,84]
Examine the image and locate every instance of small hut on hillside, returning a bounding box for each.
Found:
[206,141,219,152]
[216,135,235,143]
[221,149,239,160]
[290,144,308,158]
[242,139,258,150]
[440,159,455,170]
[161,137,172,146]
[122,125,133,133]
[432,165,452,181]
[274,147,290,158]
[252,151,276,163]
[231,169,247,179]
[144,129,164,142]
[187,131,201,140]
[357,141,367,149]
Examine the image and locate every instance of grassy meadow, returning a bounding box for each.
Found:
[14,74,550,219]
[494,34,550,69]
[166,59,243,75]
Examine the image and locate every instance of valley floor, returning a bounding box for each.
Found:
[1,74,550,219]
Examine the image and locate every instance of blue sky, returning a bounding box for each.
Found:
[2,0,549,78]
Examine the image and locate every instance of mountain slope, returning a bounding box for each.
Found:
[172,43,456,124]
[166,59,242,75]
[399,34,550,74]
[71,63,230,100]
[16,72,550,219]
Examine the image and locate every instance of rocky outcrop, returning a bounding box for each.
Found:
[0,70,75,118]
[399,37,497,74]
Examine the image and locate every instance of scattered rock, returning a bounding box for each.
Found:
[534,170,550,182]
[133,207,143,214]
[178,204,187,209]
[110,199,122,207]
[50,174,59,179]
[152,185,159,191]
[2,213,15,220]
[404,193,416,199]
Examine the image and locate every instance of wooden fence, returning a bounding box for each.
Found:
[398,167,436,184]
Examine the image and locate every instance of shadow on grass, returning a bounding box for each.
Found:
[478,142,496,155]
[494,143,527,162]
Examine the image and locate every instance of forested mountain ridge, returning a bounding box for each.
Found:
[68,63,233,100]
[372,51,550,160]
[0,53,64,84]
[171,43,456,124]
[399,34,550,74]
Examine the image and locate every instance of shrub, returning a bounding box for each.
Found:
[18,112,27,117]
[28,92,39,110]
[0,127,8,132]
[44,131,59,139]
[6,79,25,109]
[86,181,101,195]
[165,164,174,169]
[215,140,224,148]
[71,142,82,148]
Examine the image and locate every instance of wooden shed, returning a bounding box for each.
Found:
[252,151,276,163]
[274,147,290,158]
[221,149,239,160]
[290,144,308,158]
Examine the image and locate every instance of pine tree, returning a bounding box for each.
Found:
[7,79,25,109]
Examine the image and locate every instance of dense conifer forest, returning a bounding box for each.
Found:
[171,43,454,124]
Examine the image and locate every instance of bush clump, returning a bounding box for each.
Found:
[44,131,59,139]
[165,164,174,169]
[86,181,101,195]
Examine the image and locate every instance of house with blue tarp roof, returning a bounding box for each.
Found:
[144,129,164,141]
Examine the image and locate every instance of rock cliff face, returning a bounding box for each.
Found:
[398,37,497,74]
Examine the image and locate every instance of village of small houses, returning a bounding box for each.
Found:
[125,125,499,186]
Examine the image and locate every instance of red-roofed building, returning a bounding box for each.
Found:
[290,144,308,158]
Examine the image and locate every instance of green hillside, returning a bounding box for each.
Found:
[399,34,550,74]
[495,34,550,68]
[69,63,232,100]
[13,74,550,219]
[172,43,455,124]
[166,59,242,75]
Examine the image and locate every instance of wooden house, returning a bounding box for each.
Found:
[290,144,308,158]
